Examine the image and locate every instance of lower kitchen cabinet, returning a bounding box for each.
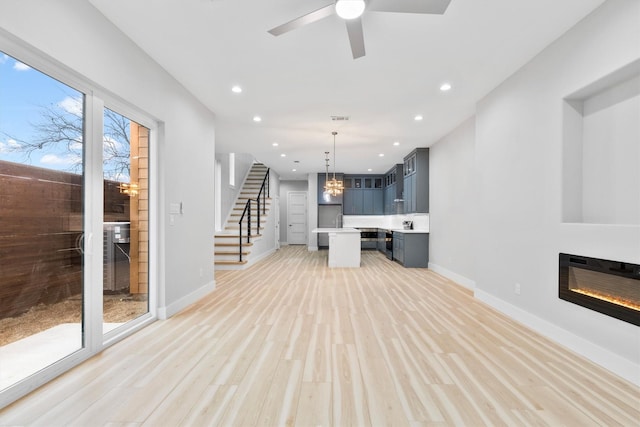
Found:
[393,232,404,264]
[392,231,429,268]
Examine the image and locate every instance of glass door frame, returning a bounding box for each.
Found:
[98,95,158,347]
[0,31,158,408]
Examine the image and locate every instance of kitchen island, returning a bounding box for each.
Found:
[312,228,361,268]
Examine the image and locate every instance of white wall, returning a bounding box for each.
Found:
[428,117,476,289]
[279,180,309,244]
[581,74,640,224]
[0,0,217,316]
[307,173,319,251]
[215,152,254,227]
[471,0,640,383]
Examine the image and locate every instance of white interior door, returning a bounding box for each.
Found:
[287,192,307,245]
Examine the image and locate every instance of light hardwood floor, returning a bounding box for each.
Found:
[1,246,639,426]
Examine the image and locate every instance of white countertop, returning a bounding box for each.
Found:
[312,228,360,233]
[389,229,429,234]
[342,213,430,232]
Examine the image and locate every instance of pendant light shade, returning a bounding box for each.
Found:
[324,131,344,197]
[335,0,366,20]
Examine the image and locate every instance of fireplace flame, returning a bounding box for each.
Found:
[571,288,640,312]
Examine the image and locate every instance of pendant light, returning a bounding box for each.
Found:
[324,131,344,197]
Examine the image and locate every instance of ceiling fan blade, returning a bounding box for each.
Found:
[345,18,364,59]
[367,0,451,14]
[345,18,366,59]
[268,3,336,36]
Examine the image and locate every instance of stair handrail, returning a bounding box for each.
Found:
[237,167,269,263]
[238,199,251,262]
[255,168,270,231]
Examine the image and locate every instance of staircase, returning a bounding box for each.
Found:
[214,163,272,270]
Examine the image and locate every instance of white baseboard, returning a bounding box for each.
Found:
[158,280,216,320]
[308,245,318,252]
[475,289,640,387]
[429,263,476,290]
[246,247,276,267]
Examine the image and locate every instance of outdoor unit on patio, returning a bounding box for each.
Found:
[103,222,130,292]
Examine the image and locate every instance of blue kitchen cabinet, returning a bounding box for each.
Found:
[343,175,384,215]
[402,149,429,213]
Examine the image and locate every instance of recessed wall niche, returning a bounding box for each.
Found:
[562,59,640,225]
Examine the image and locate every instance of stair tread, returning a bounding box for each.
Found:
[215,242,253,247]
[215,234,262,238]
[215,260,248,265]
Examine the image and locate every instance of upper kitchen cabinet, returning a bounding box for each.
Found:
[318,172,344,205]
[384,164,404,215]
[343,175,384,215]
[403,148,429,213]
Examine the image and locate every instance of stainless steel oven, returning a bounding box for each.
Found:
[357,228,378,250]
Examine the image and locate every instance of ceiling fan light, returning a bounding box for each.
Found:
[335,0,365,20]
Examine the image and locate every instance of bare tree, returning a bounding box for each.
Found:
[103,108,131,180]
[1,99,131,180]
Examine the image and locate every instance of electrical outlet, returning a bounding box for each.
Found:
[514,283,521,295]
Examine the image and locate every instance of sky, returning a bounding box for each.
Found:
[0,50,130,181]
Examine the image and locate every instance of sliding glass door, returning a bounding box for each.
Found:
[0,53,86,390]
[0,48,154,397]
[102,108,149,335]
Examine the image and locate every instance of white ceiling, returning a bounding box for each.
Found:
[89,0,605,180]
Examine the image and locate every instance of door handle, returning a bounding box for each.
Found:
[85,232,93,256]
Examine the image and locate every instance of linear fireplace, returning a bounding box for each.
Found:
[559,253,640,326]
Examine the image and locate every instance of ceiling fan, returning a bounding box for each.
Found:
[268,0,452,59]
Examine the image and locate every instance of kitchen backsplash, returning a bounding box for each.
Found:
[343,213,430,231]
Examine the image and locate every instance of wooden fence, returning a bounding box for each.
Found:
[0,160,128,319]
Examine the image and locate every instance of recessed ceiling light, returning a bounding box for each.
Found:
[440,82,452,92]
[414,115,423,121]
[231,85,242,93]
[393,141,400,146]
[292,168,297,172]
[378,153,384,157]
[272,142,279,147]
[367,168,372,172]
[280,153,286,157]
[253,116,262,122]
